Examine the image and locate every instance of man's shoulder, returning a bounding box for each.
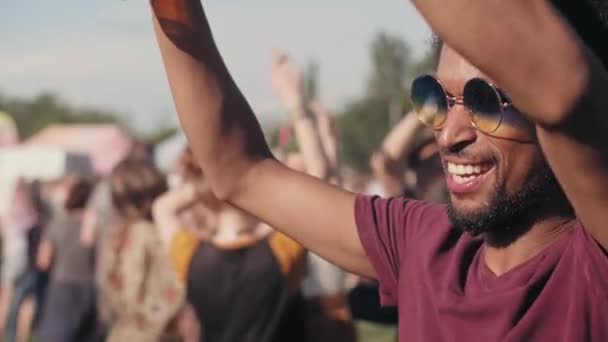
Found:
[571,221,608,285]
[355,195,450,228]
[354,194,456,249]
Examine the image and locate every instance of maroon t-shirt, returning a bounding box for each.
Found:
[355,195,608,341]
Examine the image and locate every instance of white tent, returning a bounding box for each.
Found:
[24,124,133,176]
[0,146,93,216]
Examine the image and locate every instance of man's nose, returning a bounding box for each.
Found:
[435,105,478,154]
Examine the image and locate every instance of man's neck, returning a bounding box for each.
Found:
[483,216,576,276]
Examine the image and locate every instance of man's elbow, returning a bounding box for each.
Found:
[207,157,275,202]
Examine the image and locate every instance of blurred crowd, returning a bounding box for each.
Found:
[0,51,445,342]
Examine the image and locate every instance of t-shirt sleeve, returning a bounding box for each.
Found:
[269,232,308,295]
[168,229,201,283]
[578,224,608,291]
[355,194,444,306]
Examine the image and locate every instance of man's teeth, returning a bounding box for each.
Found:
[446,162,491,178]
[453,175,476,184]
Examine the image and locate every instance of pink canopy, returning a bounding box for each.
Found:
[24,124,133,176]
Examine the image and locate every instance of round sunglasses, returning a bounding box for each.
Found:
[411,75,513,133]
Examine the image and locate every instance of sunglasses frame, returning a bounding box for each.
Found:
[413,75,512,134]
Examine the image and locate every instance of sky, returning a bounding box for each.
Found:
[0,1,431,133]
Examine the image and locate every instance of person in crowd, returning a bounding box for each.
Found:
[164,147,219,240]
[270,51,355,342]
[0,180,31,337]
[80,141,155,253]
[80,141,155,339]
[153,146,307,342]
[36,175,97,342]
[100,158,184,342]
[0,181,29,338]
[150,0,608,341]
[3,180,49,342]
[369,111,446,202]
[79,176,118,340]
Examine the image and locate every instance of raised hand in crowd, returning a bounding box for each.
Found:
[369,112,428,197]
[271,51,331,180]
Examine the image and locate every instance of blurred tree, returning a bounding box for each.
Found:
[0,91,177,146]
[143,126,178,146]
[409,43,441,79]
[339,97,390,171]
[338,33,439,172]
[0,92,120,139]
[367,32,412,126]
[338,32,411,171]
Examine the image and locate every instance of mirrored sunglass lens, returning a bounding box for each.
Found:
[411,76,448,127]
[463,78,502,132]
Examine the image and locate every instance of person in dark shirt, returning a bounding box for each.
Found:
[169,221,308,342]
[154,155,307,342]
[148,0,608,341]
[36,175,98,342]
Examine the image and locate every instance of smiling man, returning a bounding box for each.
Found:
[149,0,608,341]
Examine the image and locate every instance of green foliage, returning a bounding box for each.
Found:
[0,92,121,139]
[337,32,439,172]
[0,91,179,146]
[339,97,391,171]
[142,126,178,146]
[409,42,442,85]
[367,32,411,105]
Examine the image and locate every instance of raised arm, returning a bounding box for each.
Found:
[271,52,330,180]
[309,100,342,181]
[370,112,429,197]
[150,0,373,276]
[411,0,608,247]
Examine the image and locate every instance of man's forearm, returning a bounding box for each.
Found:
[151,0,272,199]
[411,0,588,126]
[150,1,377,278]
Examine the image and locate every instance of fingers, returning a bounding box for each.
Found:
[308,100,330,118]
[270,50,304,111]
[271,49,289,66]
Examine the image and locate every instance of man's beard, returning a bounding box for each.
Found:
[447,160,574,248]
